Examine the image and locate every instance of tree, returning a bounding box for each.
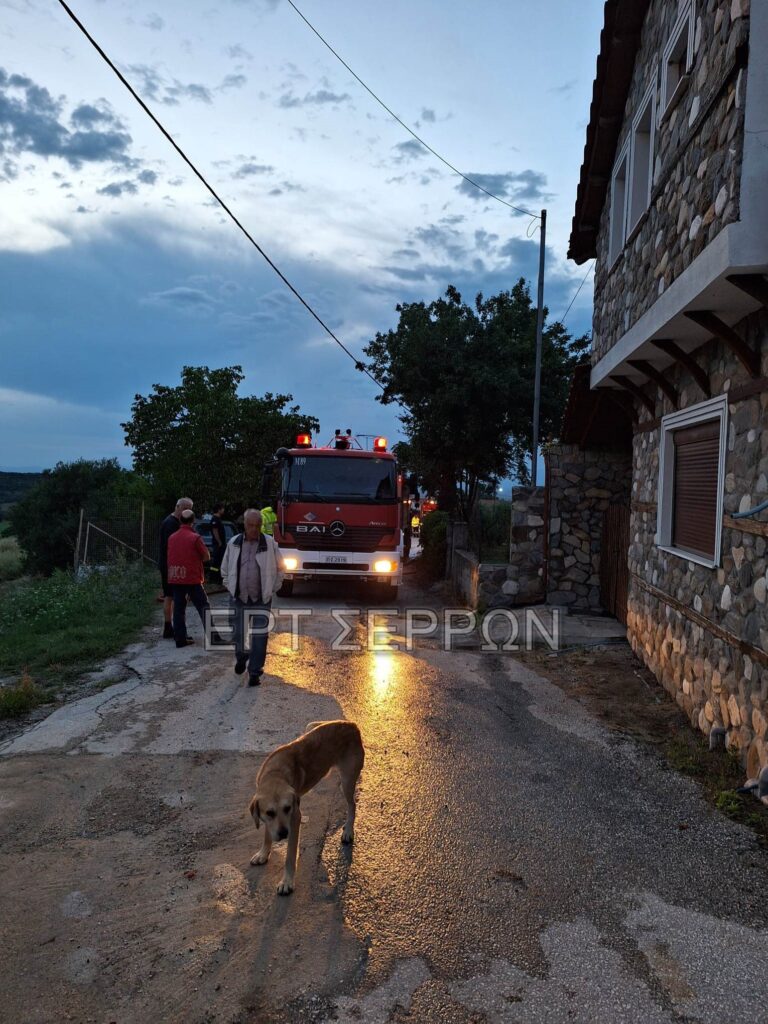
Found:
[9,459,141,574]
[364,281,588,517]
[122,366,319,511]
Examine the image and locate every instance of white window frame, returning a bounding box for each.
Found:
[661,1,695,116]
[627,84,657,234]
[608,140,630,267]
[657,394,728,568]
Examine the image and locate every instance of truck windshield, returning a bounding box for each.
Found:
[282,456,396,503]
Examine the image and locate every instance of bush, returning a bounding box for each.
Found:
[0,673,48,719]
[0,536,23,581]
[419,510,449,579]
[0,563,157,690]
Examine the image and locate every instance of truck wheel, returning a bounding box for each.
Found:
[277,579,294,598]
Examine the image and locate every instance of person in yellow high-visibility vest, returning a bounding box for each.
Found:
[261,505,277,535]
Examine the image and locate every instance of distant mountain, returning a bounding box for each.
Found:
[0,471,42,519]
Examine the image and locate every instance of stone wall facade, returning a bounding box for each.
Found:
[592,0,749,363]
[627,309,768,774]
[448,489,546,610]
[546,445,633,612]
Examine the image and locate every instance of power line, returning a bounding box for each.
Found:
[55,0,384,393]
[561,260,593,323]
[284,0,540,221]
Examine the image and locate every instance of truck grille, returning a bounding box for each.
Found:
[285,526,390,552]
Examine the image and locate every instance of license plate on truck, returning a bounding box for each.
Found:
[325,555,348,563]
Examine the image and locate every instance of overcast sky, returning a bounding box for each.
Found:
[0,0,603,472]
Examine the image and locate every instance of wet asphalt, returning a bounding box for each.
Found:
[254,581,768,1023]
[2,577,768,1023]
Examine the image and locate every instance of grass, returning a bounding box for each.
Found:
[0,672,48,718]
[0,562,157,718]
[665,731,768,844]
[0,535,23,581]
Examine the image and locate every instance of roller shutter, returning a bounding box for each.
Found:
[672,420,720,559]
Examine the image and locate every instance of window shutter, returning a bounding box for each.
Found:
[672,420,720,559]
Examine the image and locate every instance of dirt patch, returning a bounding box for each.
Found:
[523,644,768,847]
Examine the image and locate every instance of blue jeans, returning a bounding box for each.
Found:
[172,584,210,643]
[231,597,272,675]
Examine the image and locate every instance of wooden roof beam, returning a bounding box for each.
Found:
[610,375,656,416]
[684,310,760,377]
[650,339,711,397]
[726,273,768,307]
[627,359,679,408]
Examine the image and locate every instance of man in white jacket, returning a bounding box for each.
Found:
[221,508,284,686]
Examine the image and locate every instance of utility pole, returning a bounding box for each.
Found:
[531,208,547,488]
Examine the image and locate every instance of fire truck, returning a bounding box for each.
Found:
[265,430,404,597]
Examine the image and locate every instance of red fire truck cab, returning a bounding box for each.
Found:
[269,431,404,597]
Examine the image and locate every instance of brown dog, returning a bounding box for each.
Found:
[248,720,364,895]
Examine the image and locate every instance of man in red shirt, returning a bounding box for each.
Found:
[167,509,211,648]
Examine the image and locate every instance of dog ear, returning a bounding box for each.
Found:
[249,795,260,829]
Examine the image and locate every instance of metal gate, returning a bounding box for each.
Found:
[600,503,630,624]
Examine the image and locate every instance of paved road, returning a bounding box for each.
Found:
[1,581,767,1023]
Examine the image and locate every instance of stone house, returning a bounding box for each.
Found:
[563,0,768,774]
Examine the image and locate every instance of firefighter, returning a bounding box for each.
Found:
[260,504,277,536]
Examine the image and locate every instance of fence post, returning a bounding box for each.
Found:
[83,521,91,567]
[140,501,145,561]
[74,508,84,570]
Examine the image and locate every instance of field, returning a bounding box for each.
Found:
[0,564,158,718]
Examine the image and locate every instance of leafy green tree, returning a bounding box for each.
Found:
[122,366,319,512]
[364,281,588,517]
[9,459,141,574]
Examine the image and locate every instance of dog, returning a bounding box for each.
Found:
[248,720,364,895]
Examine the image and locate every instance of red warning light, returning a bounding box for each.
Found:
[295,433,312,447]
[373,436,387,451]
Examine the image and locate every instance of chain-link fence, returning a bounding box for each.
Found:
[75,498,164,569]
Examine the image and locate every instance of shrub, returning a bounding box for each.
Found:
[0,673,48,719]
[419,510,449,579]
[0,536,23,581]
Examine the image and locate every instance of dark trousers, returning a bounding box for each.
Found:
[172,584,210,643]
[231,597,272,675]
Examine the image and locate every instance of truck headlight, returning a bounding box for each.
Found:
[373,559,394,573]
[283,557,298,571]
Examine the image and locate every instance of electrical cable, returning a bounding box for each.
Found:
[559,260,594,325]
[283,0,540,221]
[55,0,384,392]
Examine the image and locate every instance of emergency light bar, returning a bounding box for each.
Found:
[295,433,312,447]
[373,436,387,451]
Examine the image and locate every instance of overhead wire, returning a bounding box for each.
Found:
[558,260,594,325]
[283,0,540,222]
[55,0,385,393]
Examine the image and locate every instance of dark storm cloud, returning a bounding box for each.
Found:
[0,68,133,173]
[233,161,274,178]
[220,74,247,91]
[391,139,426,163]
[226,44,253,61]
[549,79,576,95]
[126,64,212,106]
[97,179,138,198]
[142,286,219,311]
[456,169,553,206]
[412,223,466,262]
[278,89,351,108]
